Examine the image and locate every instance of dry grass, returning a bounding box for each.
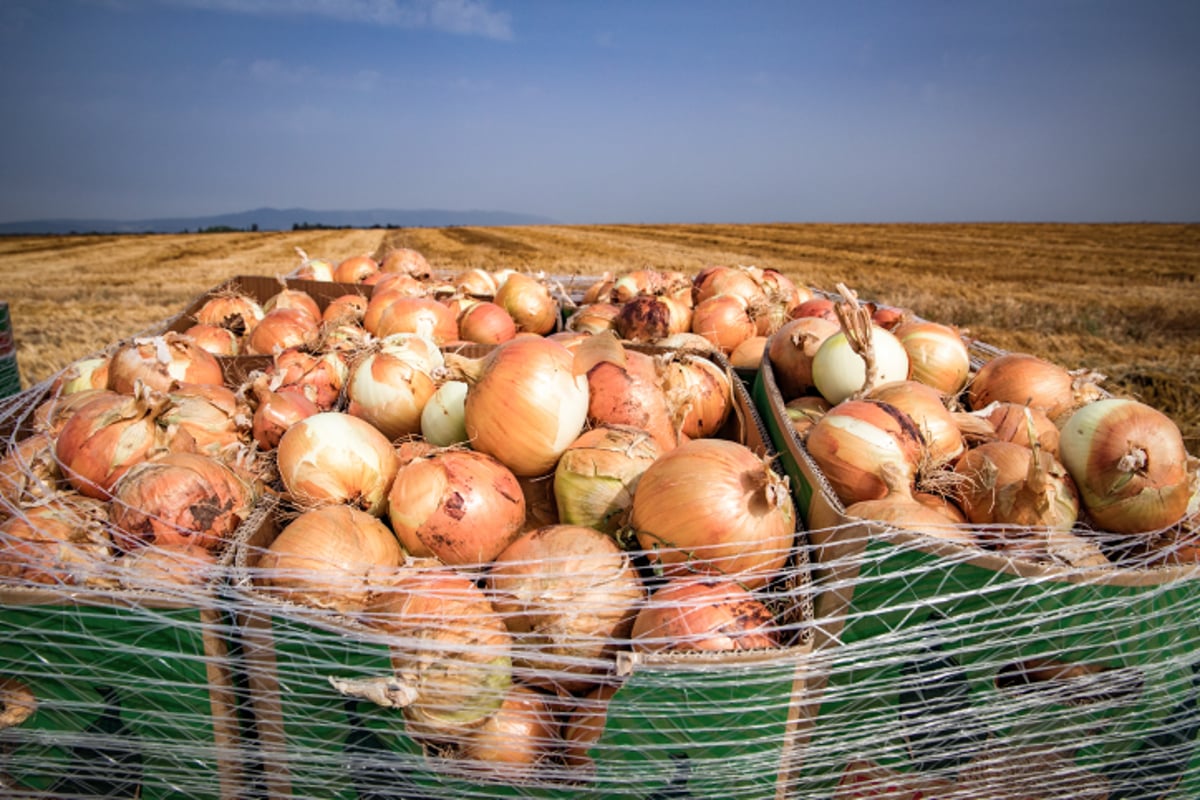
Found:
[1,223,1196,447]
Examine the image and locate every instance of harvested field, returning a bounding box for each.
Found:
[1,222,1197,446]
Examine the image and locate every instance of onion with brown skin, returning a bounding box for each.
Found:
[953,441,1079,532]
[275,411,399,516]
[255,504,403,614]
[586,348,678,453]
[494,272,558,336]
[566,302,622,335]
[804,399,926,507]
[968,352,1104,421]
[333,255,380,284]
[119,543,218,590]
[184,323,240,356]
[1059,398,1192,535]
[658,351,733,440]
[561,682,621,772]
[691,293,756,355]
[54,387,171,500]
[158,384,250,462]
[844,465,975,545]
[631,579,780,653]
[267,347,348,412]
[632,438,796,590]
[789,297,838,323]
[387,449,526,566]
[250,380,320,450]
[107,333,225,394]
[785,396,831,438]
[692,265,766,307]
[380,248,432,278]
[0,494,113,585]
[892,320,971,396]
[264,288,322,322]
[488,525,643,692]
[193,291,265,336]
[369,296,459,344]
[457,300,517,344]
[867,380,965,467]
[246,308,321,355]
[729,335,768,370]
[768,316,840,401]
[554,424,663,535]
[345,335,441,441]
[322,293,369,325]
[34,388,114,437]
[0,432,61,507]
[984,402,1061,457]
[108,452,255,553]
[460,685,559,770]
[453,267,498,297]
[614,295,675,342]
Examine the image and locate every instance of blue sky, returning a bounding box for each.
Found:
[1,0,1197,224]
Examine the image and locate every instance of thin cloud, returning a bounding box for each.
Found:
[155,0,513,40]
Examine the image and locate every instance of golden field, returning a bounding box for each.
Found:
[1,222,1197,447]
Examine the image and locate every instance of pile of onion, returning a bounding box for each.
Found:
[631,438,795,589]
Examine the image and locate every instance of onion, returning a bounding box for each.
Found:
[460,686,558,769]
[812,325,910,405]
[276,411,399,515]
[968,353,1104,421]
[631,438,795,589]
[51,356,110,396]
[562,683,620,772]
[350,569,511,740]
[867,381,964,466]
[333,255,380,284]
[457,300,517,344]
[454,267,498,296]
[691,294,756,355]
[387,449,525,566]
[844,465,974,544]
[519,472,560,529]
[892,321,971,396]
[586,349,678,452]
[614,295,675,342]
[488,525,643,691]
[954,441,1079,532]
[322,294,368,325]
[185,323,240,356]
[54,388,171,499]
[789,297,838,323]
[1059,398,1191,534]
[246,308,320,355]
[256,505,402,613]
[804,399,926,507]
[380,248,432,278]
[611,269,664,303]
[566,303,622,335]
[158,384,250,462]
[631,579,779,653]
[370,296,458,344]
[985,402,1061,457]
[0,494,113,585]
[449,337,590,478]
[264,288,321,321]
[120,543,218,590]
[729,335,768,370]
[268,347,348,412]
[785,396,831,438]
[346,336,440,441]
[0,432,62,506]
[554,424,663,535]
[108,452,254,553]
[194,291,265,336]
[290,248,334,281]
[420,380,469,446]
[494,273,559,336]
[768,317,839,400]
[107,333,225,394]
[250,382,320,450]
[658,351,733,440]
[692,265,766,307]
[34,388,114,437]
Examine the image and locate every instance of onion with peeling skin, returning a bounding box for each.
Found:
[267,348,348,412]
[0,432,62,506]
[789,297,838,323]
[0,494,113,585]
[1059,398,1191,534]
[322,294,369,325]
[692,265,766,307]
[193,291,265,336]
[54,388,171,500]
[276,411,399,515]
[614,295,675,342]
[34,389,114,437]
[867,380,964,467]
[251,381,320,450]
[158,384,250,462]
[768,316,840,401]
[658,351,733,440]
[453,267,498,297]
[892,320,971,396]
[632,438,796,589]
[554,424,663,535]
[387,449,526,566]
[631,579,779,653]
[954,441,1080,531]
[108,452,255,552]
[488,525,643,692]
[256,505,403,613]
[185,324,240,356]
[333,255,379,284]
[380,248,432,277]
[370,296,459,344]
[107,333,225,394]
[264,288,322,321]
[566,303,622,335]
[586,349,678,453]
[804,399,926,507]
[984,402,1061,457]
[51,356,110,396]
[785,396,831,438]
[346,336,441,441]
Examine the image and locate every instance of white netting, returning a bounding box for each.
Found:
[2,261,1197,799]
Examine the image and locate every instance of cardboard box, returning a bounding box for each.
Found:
[230,346,817,800]
[752,343,1200,797]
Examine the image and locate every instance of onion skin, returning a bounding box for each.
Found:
[805,399,926,507]
[953,441,1079,531]
[494,273,558,336]
[0,495,113,585]
[0,432,62,506]
[554,425,663,535]
[631,579,779,653]
[1059,398,1191,534]
[457,300,517,344]
[658,352,733,440]
[631,438,796,589]
[194,292,264,335]
[252,384,319,450]
[246,308,320,355]
[256,505,403,613]
[985,402,1061,457]
[567,303,622,335]
[275,411,399,516]
[268,348,348,412]
[488,525,643,692]
[159,384,250,462]
[460,338,590,478]
[108,452,255,552]
[387,449,526,566]
[892,321,971,396]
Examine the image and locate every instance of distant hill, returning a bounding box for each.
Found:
[0,207,558,235]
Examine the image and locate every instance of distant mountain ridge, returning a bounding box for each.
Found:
[0,207,558,235]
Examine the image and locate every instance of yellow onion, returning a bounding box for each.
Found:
[691,294,756,355]
[495,272,559,336]
[108,452,255,552]
[250,381,320,450]
[953,441,1079,532]
[729,335,768,370]
[346,335,441,441]
[119,543,218,590]
[1059,398,1191,534]
[107,333,225,394]
[631,578,779,653]
[344,569,511,740]
[562,683,621,772]
[333,254,380,284]
[768,316,840,400]
[785,396,831,438]
[460,685,559,770]
[454,267,498,296]
[420,380,469,446]
[789,296,838,323]
[812,325,911,406]
[488,525,643,692]
[387,449,525,566]
[457,300,517,344]
[587,348,678,452]
[554,425,663,535]
[567,303,622,335]
[276,411,399,515]
[255,505,403,613]
[158,384,250,462]
[51,356,110,396]
[867,381,964,466]
[290,249,334,281]
[246,308,320,355]
[0,432,62,507]
[582,274,615,304]
[631,439,795,589]
[193,291,265,335]
[658,351,733,439]
[185,323,240,356]
[449,337,590,478]
[968,352,1103,421]
[370,296,459,344]
[610,269,665,303]
[264,287,322,321]
[380,247,432,277]
[362,277,428,331]
[322,293,369,325]
[615,295,690,342]
[267,347,348,412]
[0,494,113,586]
[692,265,767,307]
[844,465,974,545]
[54,388,171,499]
[34,388,114,437]
[984,402,1061,457]
[805,399,926,507]
[892,321,971,396]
